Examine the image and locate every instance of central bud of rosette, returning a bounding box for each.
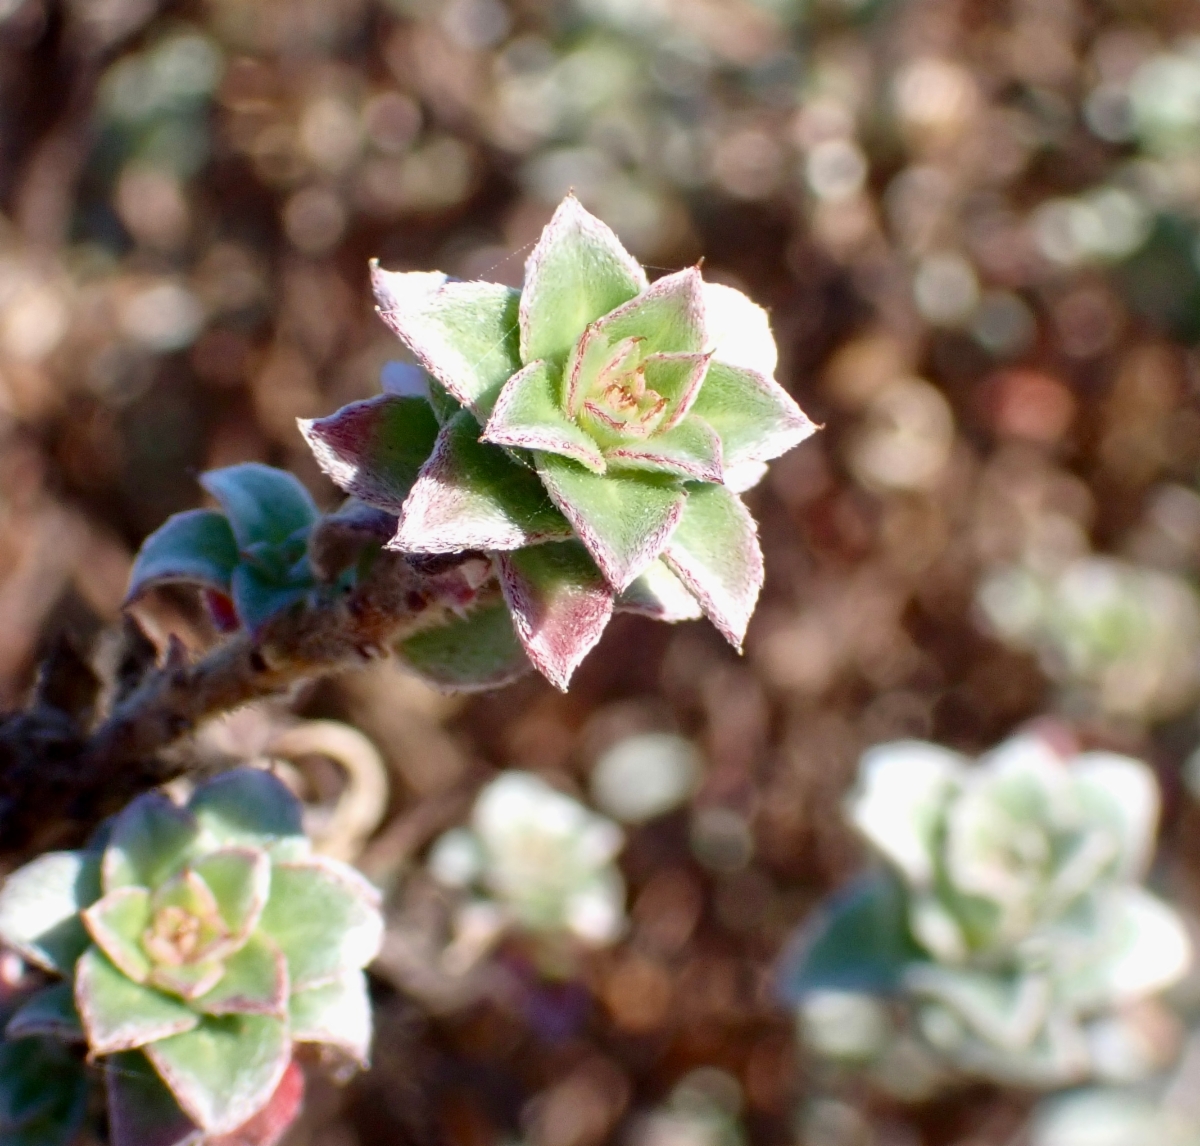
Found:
[141,869,237,998]
[569,333,666,440]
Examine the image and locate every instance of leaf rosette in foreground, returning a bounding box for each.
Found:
[0,769,382,1142]
[302,195,816,690]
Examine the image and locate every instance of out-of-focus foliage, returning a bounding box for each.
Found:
[784,731,1192,1094]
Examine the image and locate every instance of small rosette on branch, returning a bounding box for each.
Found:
[302,195,816,690]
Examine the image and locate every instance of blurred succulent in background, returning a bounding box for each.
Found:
[0,768,382,1144]
[302,194,815,690]
[976,556,1200,724]
[781,731,1191,1095]
[428,771,626,965]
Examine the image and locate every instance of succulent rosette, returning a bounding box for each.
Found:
[302,195,815,689]
[783,732,1192,1089]
[0,769,382,1140]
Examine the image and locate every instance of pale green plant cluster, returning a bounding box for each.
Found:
[784,732,1192,1096]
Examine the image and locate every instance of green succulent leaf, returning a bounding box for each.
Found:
[144,1014,291,1135]
[200,464,318,550]
[0,1037,88,1146]
[603,415,723,483]
[588,267,706,357]
[396,599,531,692]
[906,965,1052,1052]
[290,970,372,1066]
[4,983,84,1043]
[498,541,615,691]
[535,453,686,592]
[616,559,703,622]
[188,769,306,857]
[196,933,288,1018]
[395,411,572,553]
[126,509,239,602]
[702,282,778,376]
[106,1051,202,1146]
[75,947,200,1054]
[518,195,647,367]
[1071,752,1160,880]
[82,886,153,983]
[642,351,713,430]
[662,482,763,648]
[0,850,100,973]
[372,266,521,420]
[190,848,270,941]
[229,565,310,633]
[301,394,441,515]
[778,873,925,1000]
[257,858,382,991]
[688,361,815,468]
[103,792,199,893]
[482,360,606,471]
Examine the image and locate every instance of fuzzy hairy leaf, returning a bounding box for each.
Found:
[200,465,318,550]
[482,360,606,472]
[0,1038,88,1146]
[0,851,100,974]
[189,769,306,857]
[257,858,382,990]
[689,361,815,468]
[604,415,723,483]
[75,947,200,1054]
[103,793,199,893]
[395,411,572,553]
[642,352,713,431]
[702,282,778,376]
[196,933,288,1018]
[498,542,615,691]
[372,266,521,420]
[396,599,531,692]
[4,983,84,1043]
[290,970,372,1066]
[127,510,239,602]
[106,1051,202,1146]
[663,482,763,649]
[616,559,703,622]
[82,886,153,982]
[535,453,686,592]
[589,267,705,357]
[519,195,647,367]
[144,1014,291,1135]
[300,395,441,514]
[778,873,925,1000]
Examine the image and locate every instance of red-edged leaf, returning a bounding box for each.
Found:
[300,395,440,514]
[498,541,615,691]
[535,453,686,592]
[616,559,703,622]
[207,1059,305,1146]
[106,1051,202,1146]
[644,351,713,430]
[663,483,763,649]
[590,266,706,357]
[394,411,572,553]
[482,360,605,472]
[604,415,723,483]
[371,265,521,420]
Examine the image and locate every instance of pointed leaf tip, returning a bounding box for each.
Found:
[499,542,615,690]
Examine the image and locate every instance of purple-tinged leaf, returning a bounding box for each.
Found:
[290,970,372,1066]
[307,498,397,581]
[643,351,713,430]
[0,851,100,974]
[188,769,306,856]
[380,361,429,398]
[498,541,615,691]
[604,416,723,483]
[689,361,816,468]
[144,1014,291,1135]
[5,982,84,1043]
[372,264,521,420]
[229,565,309,635]
[82,886,153,983]
[191,848,270,941]
[535,454,686,592]
[591,267,706,357]
[107,1051,202,1146]
[482,360,606,472]
[195,933,288,1018]
[127,510,239,603]
[663,483,763,650]
[616,559,703,622]
[75,947,200,1054]
[300,395,440,514]
[103,793,198,893]
[396,599,531,692]
[200,464,318,550]
[257,858,382,990]
[519,195,647,367]
[394,411,572,553]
